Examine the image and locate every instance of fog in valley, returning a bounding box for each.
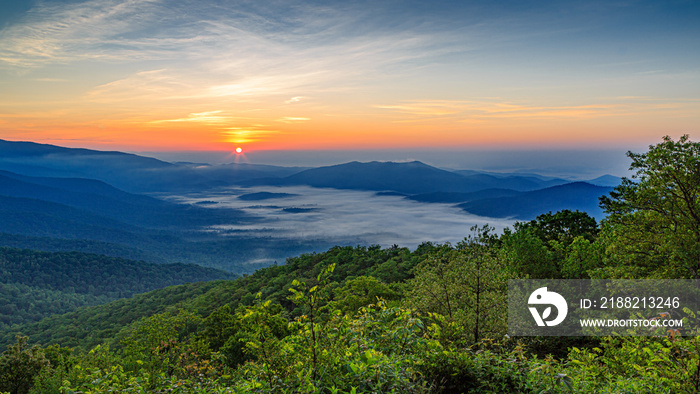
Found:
[167,186,516,252]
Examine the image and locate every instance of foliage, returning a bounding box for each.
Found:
[515,210,599,246]
[503,210,601,279]
[230,300,431,393]
[0,336,49,394]
[567,336,700,392]
[4,233,700,393]
[0,246,234,329]
[406,225,510,344]
[119,309,204,378]
[330,275,399,314]
[2,245,424,351]
[502,225,560,279]
[559,235,604,279]
[601,135,700,278]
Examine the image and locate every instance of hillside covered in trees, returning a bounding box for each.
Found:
[2,136,700,393]
[0,248,235,329]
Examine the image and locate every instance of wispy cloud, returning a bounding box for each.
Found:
[0,0,165,67]
[276,117,309,123]
[2,0,697,150]
[84,69,197,103]
[0,3,537,106]
[220,126,279,144]
[376,98,700,123]
[151,110,231,124]
[3,0,444,97]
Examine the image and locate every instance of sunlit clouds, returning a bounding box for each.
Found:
[221,126,279,145]
[0,0,699,151]
[277,117,310,123]
[151,111,231,124]
[0,0,163,67]
[375,98,700,122]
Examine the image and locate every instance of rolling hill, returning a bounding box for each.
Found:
[406,188,522,203]
[0,170,250,228]
[0,139,307,192]
[0,244,425,351]
[587,174,623,187]
[0,247,235,329]
[245,160,572,194]
[0,139,617,271]
[0,168,327,272]
[458,182,613,220]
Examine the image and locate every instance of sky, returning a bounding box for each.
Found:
[0,0,699,159]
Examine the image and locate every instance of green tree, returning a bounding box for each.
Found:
[456,225,510,343]
[515,210,599,246]
[288,263,336,382]
[406,226,510,343]
[560,236,604,279]
[501,227,559,278]
[503,210,599,279]
[197,304,238,352]
[600,135,700,278]
[119,309,202,378]
[404,244,460,321]
[234,294,288,387]
[330,275,398,314]
[0,336,49,394]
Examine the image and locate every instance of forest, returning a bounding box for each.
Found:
[0,248,235,329]
[2,135,700,393]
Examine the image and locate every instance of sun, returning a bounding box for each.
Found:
[235,147,243,154]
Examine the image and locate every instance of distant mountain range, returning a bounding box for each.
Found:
[0,144,331,272]
[0,139,619,267]
[0,139,307,192]
[405,189,522,204]
[587,174,623,187]
[0,139,620,193]
[0,138,619,189]
[457,182,613,219]
[243,160,577,194]
[0,170,249,229]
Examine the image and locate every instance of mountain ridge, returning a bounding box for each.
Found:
[458,182,612,220]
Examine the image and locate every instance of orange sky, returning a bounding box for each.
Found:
[1,1,699,153]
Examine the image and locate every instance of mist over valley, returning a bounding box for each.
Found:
[0,139,616,271]
[167,185,516,263]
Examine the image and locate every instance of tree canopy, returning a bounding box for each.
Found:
[600,135,700,278]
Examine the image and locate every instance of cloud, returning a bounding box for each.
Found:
[3,0,448,103]
[84,69,197,103]
[276,117,309,123]
[4,0,696,152]
[150,110,231,124]
[174,185,515,251]
[33,78,68,82]
[220,126,279,144]
[375,98,700,123]
[0,0,164,67]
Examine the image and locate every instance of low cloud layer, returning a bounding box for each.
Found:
[169,185,515,249]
